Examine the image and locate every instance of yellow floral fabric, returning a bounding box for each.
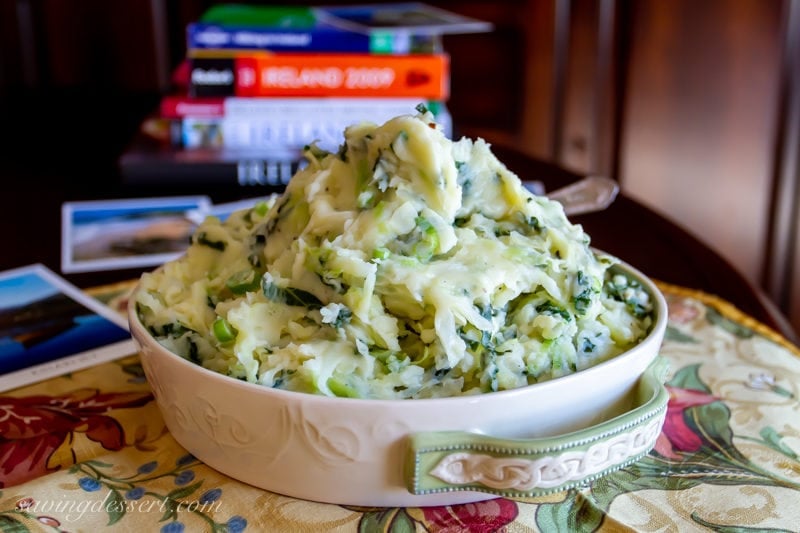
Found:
[0,281,798,532]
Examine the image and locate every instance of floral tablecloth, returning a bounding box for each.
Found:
[1,281,799,532]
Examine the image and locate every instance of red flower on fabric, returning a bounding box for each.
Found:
[666,296,701,325]
[0,389,153,488]
[654,386,718,460]
[422,498,518,532]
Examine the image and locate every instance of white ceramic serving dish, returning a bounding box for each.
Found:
[128,258,669,507]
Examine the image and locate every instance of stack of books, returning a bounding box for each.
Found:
[120,3,492,189]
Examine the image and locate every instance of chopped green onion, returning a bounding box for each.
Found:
[327,377,360,398]
[372,247,390,260]
[412,216,439,261]
[225,270,260,295]
[262,279,323,309]
[212,317,237,343]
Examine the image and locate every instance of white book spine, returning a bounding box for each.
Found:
[223,97,426,116]
[182,99,452,152]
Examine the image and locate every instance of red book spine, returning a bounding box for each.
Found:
[160,95,225,119]
[232,53,450,99]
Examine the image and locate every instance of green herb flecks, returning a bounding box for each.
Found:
[147,321,191,339]
[272,368,294,389]
[535,301,572,321]
[455,160,473,200]
[572,271,598,315]
[481,346,499,393]
[225,270,261,295]
[356,156,377,209]
[606,274,652,318]
[321,304,352,329]
[581,337,596,353]
[460,322,499,393]
[194,232,227,251]
[262,278,323,309]
[527,215,542,232]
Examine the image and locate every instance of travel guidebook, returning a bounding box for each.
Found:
[196,2,493,35]
[0,264,135,392]
[188,53,450,98]
[188,21,413,54]
[117,115,303,187]
[177,97,452,152]
[187,2,492,54]
[118,132,304,187]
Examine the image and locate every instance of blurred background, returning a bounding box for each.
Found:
[0,0,798,332]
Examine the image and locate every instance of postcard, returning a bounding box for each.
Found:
[0,264,136,392]
[61,196,211,273]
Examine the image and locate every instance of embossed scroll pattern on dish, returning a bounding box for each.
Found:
[406,357,669,497]
[427,417,663,491]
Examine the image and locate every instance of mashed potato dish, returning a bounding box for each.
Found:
[135,108,654,399]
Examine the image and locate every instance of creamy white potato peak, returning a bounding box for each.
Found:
[136,110,653,399]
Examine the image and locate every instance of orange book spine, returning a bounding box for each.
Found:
[233,53,449,99]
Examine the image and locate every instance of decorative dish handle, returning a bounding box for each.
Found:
[404,356,669,498]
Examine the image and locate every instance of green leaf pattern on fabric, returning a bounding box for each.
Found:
[705,306,754,339]
[530,341,800,531]
[664,325,699,343]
